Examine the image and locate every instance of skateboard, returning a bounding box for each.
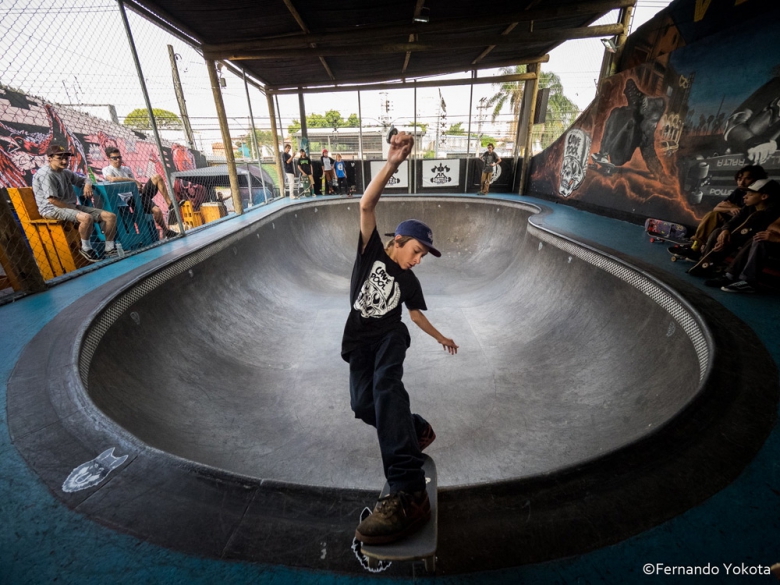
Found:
[645,218,688,243]
[588,152,618,176]
[360,455,438,573]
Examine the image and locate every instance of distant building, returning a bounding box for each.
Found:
[292,126,426,159]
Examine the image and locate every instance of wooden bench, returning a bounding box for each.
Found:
[7,187,90,279]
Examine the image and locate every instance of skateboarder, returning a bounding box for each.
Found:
[343,130,458,545]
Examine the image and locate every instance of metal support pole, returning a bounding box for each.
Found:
[243,70,267,199]
[275,94,284,154]
[168,44,196,150]
[518,63,540,196]
[206,59,243,214]
[275,95,286,198]
[266,90,285,199]
[413,82,417,194]
[465,72,474,194]
[357,90,365,192]
[298,92,308,154]
[117,0,185,233]
[409,85,413,194]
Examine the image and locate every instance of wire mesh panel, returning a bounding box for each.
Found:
[0,0,283,300]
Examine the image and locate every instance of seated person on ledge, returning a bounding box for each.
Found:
[687,178,780,278]
[33,144,117,263]
[669,164,767,260]
[704,215,780,294]
[102,147,177,239]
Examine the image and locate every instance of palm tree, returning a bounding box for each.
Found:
[487,67,580,153]
[485,65,528,144]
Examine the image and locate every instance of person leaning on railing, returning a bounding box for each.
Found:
[32,144,118,263]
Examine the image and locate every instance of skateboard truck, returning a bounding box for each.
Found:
[386,126,398,144]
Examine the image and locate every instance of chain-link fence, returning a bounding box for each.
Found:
[0,0,633,301]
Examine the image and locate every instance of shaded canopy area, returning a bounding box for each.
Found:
[127,0,631,89]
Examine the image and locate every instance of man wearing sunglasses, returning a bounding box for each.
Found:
[33,144,118,263]
[102,147,177,239]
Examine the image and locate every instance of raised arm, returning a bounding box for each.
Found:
[359,131,413,251]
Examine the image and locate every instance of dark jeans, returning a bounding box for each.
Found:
[727,238,780,284]
[349,324,427,493]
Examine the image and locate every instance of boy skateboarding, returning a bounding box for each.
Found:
[342,130,458,545]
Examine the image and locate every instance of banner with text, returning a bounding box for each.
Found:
[422,159,460,187]
[370,160,408,188]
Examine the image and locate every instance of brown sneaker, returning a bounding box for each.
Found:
[355,490,431,545]
[418,423,436,451]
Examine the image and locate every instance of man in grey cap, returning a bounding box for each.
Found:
[33,144,117,262]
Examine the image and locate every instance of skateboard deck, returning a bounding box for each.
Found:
[645,218,688,244]
[361,455,438,573]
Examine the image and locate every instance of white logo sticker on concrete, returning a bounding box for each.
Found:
[62,448,128,493]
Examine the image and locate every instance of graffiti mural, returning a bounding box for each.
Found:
[0,85,207,217]
[529,0,780,226]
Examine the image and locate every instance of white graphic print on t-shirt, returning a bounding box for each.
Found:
[354,260,401,318]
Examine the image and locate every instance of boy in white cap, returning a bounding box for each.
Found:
[343,130,458,545]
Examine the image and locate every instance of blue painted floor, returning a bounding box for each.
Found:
[1,193,778,584]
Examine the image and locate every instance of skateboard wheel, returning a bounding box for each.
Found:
[650,237,656,243]
[424,555,436,573]
[671,256,677,262]
[386,126,398,144]
[367,556,378,569]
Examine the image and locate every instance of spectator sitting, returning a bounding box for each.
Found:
[33,144,117,263]
[703,215,780,293]
[670,164,767,260]
[102,147,177,239]
[688,178,780,277]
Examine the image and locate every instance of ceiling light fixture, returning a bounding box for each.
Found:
[414,7,430,23]
[601,38,618,53]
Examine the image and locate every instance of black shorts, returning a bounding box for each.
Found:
[139,179,157,214]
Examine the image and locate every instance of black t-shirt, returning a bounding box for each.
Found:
[298,156,311,175]
[341,228,427,361]
[724,187,747,208]
[283,152,294,174]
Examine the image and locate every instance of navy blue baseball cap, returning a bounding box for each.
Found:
[385,219,441,257]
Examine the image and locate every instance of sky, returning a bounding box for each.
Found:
[0,0,672,152]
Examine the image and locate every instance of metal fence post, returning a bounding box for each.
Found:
[117,0,185,234]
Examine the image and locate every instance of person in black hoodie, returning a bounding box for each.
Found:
[688,178,780,277]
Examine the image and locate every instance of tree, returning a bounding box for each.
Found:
[289,110,358,135]
[123,108,182,130]
[486,66,580,152]
[486,65,528,140]
[535,72,580,150]
[447,122,466,135]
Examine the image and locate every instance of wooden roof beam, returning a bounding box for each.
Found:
[281,0,336,81]
[272,72,538,96]
[207,23,623,60]
[202,0,633,54]
[402,0,427,75]
[268,54,550,92]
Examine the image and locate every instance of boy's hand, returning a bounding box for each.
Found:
[438,337,459,355]
[387,132,414,167]
[714,230,730,251]
[755,230,780,243]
